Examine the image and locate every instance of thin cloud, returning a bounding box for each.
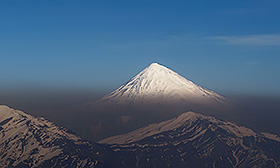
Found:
[208,34,280,46]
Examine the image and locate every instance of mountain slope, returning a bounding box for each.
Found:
[100,111,280,168]
[0,105,120,168]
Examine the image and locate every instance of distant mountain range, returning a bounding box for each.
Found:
[101,111,280,168]
[1,105,279,167]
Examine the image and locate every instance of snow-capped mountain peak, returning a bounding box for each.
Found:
[98,63,227,106]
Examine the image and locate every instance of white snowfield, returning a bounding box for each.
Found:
[0,105,85,168]
[96,63,229,107]
[100,111,280,145]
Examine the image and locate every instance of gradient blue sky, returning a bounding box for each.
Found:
[1,0,280,96]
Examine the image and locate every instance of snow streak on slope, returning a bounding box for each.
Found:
[0,105,115,168]
[97,63,228,106]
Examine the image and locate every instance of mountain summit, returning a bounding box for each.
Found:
[98,62,228,106]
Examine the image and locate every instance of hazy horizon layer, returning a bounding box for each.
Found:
[1,89,279,141]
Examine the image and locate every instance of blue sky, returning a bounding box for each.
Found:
[1,0,280,96]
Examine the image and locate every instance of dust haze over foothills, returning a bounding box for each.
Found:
[1,1,280,133]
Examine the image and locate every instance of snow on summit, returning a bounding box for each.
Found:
[98,62,228,106]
